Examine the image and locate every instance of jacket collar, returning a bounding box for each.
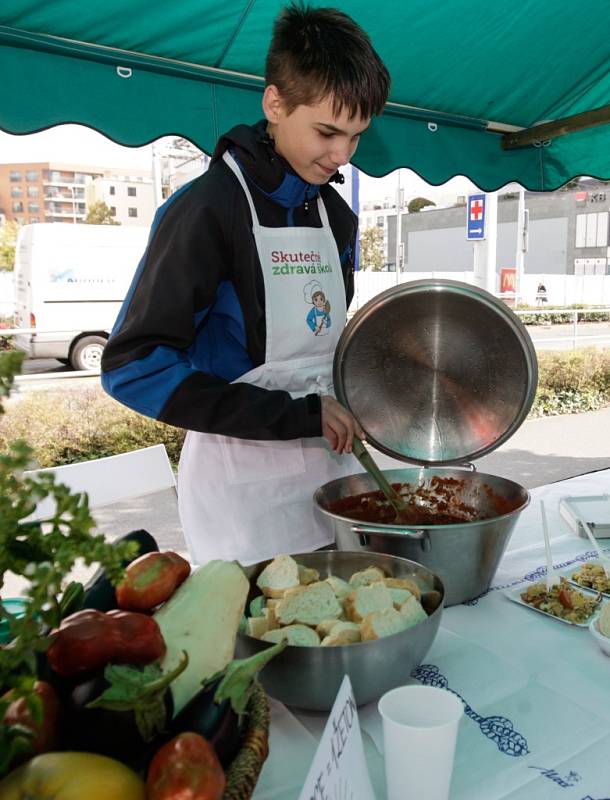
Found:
[212,120,321,210]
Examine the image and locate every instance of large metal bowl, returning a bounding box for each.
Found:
[235,550,444,711]
[314,467,529,606]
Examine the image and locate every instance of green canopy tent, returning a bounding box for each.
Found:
[2,0,610,190]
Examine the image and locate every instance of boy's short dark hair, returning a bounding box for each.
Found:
[265,2,390,120]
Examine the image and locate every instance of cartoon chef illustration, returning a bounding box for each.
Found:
[304,280,331,336]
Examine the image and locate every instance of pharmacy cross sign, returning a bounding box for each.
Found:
[467,193,486,240]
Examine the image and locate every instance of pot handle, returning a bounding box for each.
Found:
[351,525,431,552]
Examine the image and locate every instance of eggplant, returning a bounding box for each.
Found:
[62,666,238,771]
[63,669,175,769]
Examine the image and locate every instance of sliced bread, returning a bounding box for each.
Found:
[325,575,351,601]
[349,566,386,589]
[387,587,414,608]
[298,564,320,585]
[321,621,361,647]
[382,577,422,601]
[256,554,300,598]
[276,581,342,626]
[316,618,341,638]
[261,624,320,647]
[399,595,428,628]
[344,582,393,623]
[246,615,272,639]
[361,607,409,641]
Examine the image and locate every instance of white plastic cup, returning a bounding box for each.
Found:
[378,684,463,800]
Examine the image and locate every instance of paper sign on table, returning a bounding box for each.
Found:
[297,675,376,800]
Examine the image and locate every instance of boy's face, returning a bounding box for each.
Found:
[263,88,370,185]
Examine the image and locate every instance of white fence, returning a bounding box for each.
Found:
[350,271,610,311]
[2,268,610,318]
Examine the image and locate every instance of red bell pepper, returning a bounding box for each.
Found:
[115,551,190,612]
[146,732,225,800]
[46,609,165,678]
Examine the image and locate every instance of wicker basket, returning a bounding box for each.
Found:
[222,681,270,800]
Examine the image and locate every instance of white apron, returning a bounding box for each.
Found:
[178,151,356,565]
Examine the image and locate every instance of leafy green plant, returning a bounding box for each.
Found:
[0,352,137,773]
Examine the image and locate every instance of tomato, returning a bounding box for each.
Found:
[116,552,191,612]
[2,681,60,759]
[0,752,145,800]
[146,732,225,800]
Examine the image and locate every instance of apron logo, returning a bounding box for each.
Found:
[304,280,332,336]
[270,249,332,276]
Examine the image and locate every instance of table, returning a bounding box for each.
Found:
[252,468,610,800]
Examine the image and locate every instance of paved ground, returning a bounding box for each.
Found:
[4,406,610,597]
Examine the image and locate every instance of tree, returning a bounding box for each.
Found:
[359,226,385,271]
[85,201,120,225]
[0,221,20,272]
[408,197,436,213]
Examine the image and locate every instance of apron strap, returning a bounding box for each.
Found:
[223,150,260,226]
[224,150,333,231]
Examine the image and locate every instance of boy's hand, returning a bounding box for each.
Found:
[320,395,365,454]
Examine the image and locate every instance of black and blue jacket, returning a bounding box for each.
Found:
[101,121,357,440]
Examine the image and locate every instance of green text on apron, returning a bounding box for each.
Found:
[178,152,356,565]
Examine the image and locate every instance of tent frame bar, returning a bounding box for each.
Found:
[502,104,610,149]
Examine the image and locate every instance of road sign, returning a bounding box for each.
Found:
[467,193,486,240]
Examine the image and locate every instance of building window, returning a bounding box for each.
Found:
[376,215,384,227]
[15,217,25,224]
[110,206,117,216]
[29,217,39,224]
[73,172,88,184]
[127,186,137,197]
[26,170,39,182]
[12,201,24,213]
[109,185,116,196]
[28,203,40,213]
[10,186,23,198]
[9,171,21,182]
[128,207,138,218]
[47,171,61,182]
[27,186,39,198]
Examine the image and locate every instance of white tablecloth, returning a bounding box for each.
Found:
[253,468,610,800]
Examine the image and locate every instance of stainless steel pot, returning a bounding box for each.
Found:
[314,467,529,606]
[323,280,536,606]
[235,550,444,711]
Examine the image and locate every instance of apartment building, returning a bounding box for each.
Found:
[0,163,103,225]
[86,169,155,226]
[0,162,155,227]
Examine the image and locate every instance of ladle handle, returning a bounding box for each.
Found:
[352,436,405,515]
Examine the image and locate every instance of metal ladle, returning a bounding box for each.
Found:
[352,435,410,522]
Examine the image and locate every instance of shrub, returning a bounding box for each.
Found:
[1,349,609,468]
[0,386,185,467]
[529,347,610,416]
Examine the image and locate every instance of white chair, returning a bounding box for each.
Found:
[24,444,177,522]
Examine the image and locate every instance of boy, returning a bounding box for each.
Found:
[101,3,390,565]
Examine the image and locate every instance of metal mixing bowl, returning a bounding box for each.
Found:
[234,550,444,711]
[315,467,529,606]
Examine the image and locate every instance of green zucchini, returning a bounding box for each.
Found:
[153,560,249,715]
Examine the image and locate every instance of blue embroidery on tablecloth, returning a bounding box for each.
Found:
[529,766,581,788]
[412,665,529,757]
[462,548,608,606]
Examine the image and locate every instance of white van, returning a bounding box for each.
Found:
[14,223,150,370]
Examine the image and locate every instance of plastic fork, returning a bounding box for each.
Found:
[579,516,610,579]
[540,500,560,590]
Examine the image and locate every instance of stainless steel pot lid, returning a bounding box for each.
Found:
[334,279,538,466]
